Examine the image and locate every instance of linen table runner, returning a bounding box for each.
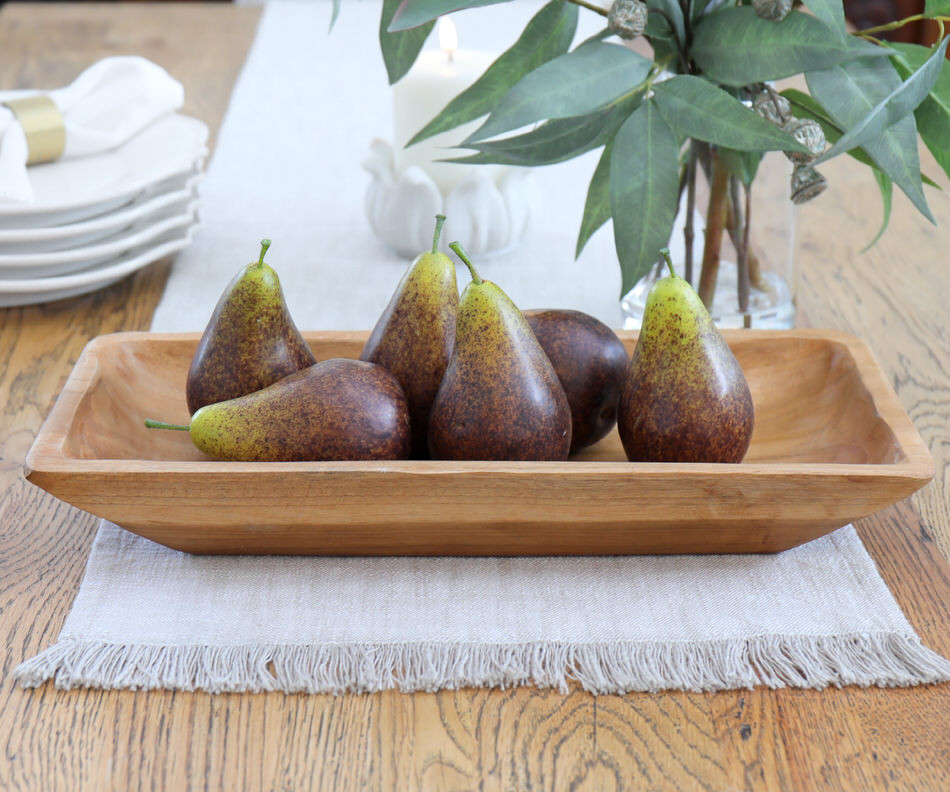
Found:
[16,1,950,693]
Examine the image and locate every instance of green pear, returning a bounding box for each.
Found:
[148,359,410,461]
[185,239,316,414]
[618,249,754,463]
[428,243,571,461]
[524,309,629,453]
[360,215,458,457]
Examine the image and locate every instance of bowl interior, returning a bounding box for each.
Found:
[61,333,904,465]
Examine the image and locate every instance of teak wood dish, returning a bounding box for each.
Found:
[24,329,932,556]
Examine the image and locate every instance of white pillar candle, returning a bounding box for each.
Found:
[392,19,504,194]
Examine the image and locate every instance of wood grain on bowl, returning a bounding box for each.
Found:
[24,330,933,555]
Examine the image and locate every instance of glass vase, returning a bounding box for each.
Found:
[621,151,799,330]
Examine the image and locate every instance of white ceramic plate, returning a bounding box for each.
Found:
[0,223,199,307]
[0,173,203,253]
[0,114,208,229]
[0,203,200,278]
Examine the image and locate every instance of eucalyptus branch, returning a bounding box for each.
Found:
[729,177,748,315]
[741,184,752,327]
[628,56,677,98]
[722,200,774,299]
[603,59,674,111]
[685,144,697,284]
[567,0,609,17]
[698,152,729,309]
[852,14,949,37]
[763,84,790,125]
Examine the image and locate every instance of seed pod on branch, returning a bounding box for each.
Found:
[752,90,790,127]
[783,118,826,164]
[752,0,794,21]
[608,0,648,39]
[790,164,827,204]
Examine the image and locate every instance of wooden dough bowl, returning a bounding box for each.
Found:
[24,330,933,555]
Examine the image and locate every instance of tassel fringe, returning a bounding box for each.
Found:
[14,633,950,694]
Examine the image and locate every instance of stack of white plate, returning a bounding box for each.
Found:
[0,114,207,307]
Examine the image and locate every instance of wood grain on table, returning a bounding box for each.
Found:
[1,4,948,791]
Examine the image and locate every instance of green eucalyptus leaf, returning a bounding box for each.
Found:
[917,102,950,184]
[446,93,641,167]
[888,41,944,74]
[889,42,950,183]
[813,38,949,165]
[653,75,808,152]
[380,0,434,84]
[924,0,950,16]
[408,1,577,144]
[644,0,683,67]
[330,0,341,31]
[389,0,511,32]
[577,27,613,47]
[717,148,764,186]
[445,110,613,166]
[576,143,613,258]
[610,100,681,296]
[648,32,680,70]
[691,0,719,21]
[467,41,653,143]
[807,57,934,221]
[862,170,893,252]
[646,0,686,46]
[781,88,838,125]
[802,0,847,38]
[691,7,887,87]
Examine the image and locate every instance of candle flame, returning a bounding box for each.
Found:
[438,17,458,61]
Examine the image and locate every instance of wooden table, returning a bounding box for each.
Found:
[2,4,949,789]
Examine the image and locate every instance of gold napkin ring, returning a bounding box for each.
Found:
[3,95,66,165]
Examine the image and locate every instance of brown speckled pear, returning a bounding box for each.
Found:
[428,243,571,461]
[149,359,410,461]
[360,215,458,457]
[185,239,316,414]
[618,249,754,463]
[524,309,629,453]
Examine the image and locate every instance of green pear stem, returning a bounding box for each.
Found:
[432,214,446,254]
[256,238,272,269]
[449,241,482,285]
[659,248,675,278]
[144,418,190,431]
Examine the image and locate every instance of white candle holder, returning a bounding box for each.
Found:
[363,138,531,258]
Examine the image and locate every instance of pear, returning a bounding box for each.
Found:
[523,309,629,453]
[360,215,458,457]
[428,243,571,461]
[617,249,754,463]
[148,359,410,461]
[185,239,316,414]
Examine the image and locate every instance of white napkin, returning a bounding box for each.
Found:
[0,56,184,203]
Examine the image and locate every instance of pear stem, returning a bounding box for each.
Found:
[449,241,482,285]
[144,418,190,431]
[432,214,446,254]
[660,247,675,278]
[257,238,271,269]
